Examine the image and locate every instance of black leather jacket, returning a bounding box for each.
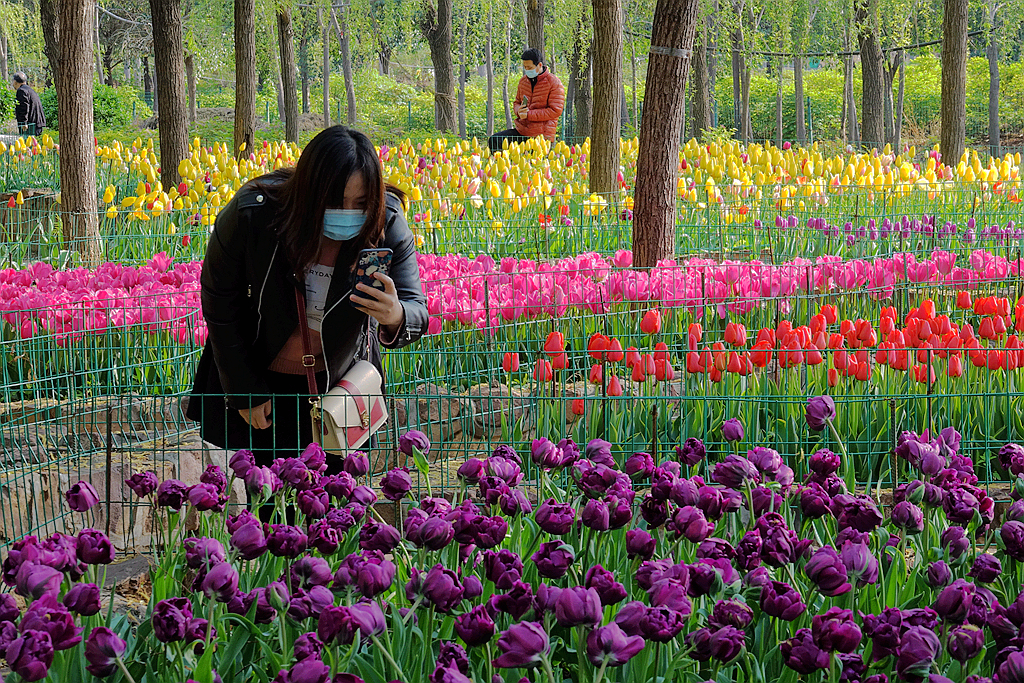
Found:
[186,178,427,414]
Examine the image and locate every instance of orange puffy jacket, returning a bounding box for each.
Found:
[514,69,565,141]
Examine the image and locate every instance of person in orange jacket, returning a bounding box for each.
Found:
[487,48,564,153]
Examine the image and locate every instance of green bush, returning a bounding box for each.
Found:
[43,83,152,130]
[0,87,13,122]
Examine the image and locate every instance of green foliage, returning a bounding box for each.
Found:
[42,83,153,130]
[699,125,738,146]
[0,87,13,122]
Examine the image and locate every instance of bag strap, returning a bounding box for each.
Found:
[293,287,318,397]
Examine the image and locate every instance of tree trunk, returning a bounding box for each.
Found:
[330,7,357,125]
[421,0,457,133]
[691,17,711,140]
[40,0,60,83]
[708,0,717,125]
[527,0,544,54]
[185,51,197,124]
[486,3,494,135]
[576,52,593,141]
[987,10,999,158]
[277,8,299,143]
[458,0,471,139]
[855,0,885,147]
[0,28,8,84]
[940,0,968,165]
[320,9,330,129]
[895,51,905,149]
[629,7,638,123]
[56,0,100,266]
[775,57,783,145]
[143,56,152,102]
[730,25,743,137]
[794,55,805,143]
[502,0,514,130]
[591,0,622,194]
[633,0,700,268]
[94,3,103,81]
[299,17,310,115]
[234,0,257,156]
[150,0,188,192]
[740,54,751,141]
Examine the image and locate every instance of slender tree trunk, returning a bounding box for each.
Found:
[330,7,357,125]
[486,3,495,135]
[883,59,895,145]
[502,0,514,130]
[299,17,310,115]
[135,56,142,88]
[591,0,623,194]
[143,56,152,104]
[234,0,257,155]
[629,4,638,123]
[708,0,717,125]
[277,8,299,143]
[633,0,700,268]
[526,0,544,54]
[185,51,197,124]
[0,28,9,84]
[775,57,783,145]
[320,9,330,128]
[152,56,159,113]
[855,0,885,147]
[730,25,743,136]
[740,54,751,141]
[150,0,189,191]
[691,17,711,140]
[987,9,999,158]
[895,51,905,149]
[421,0,457,132]
[940,0,968,164]
[458,0,472,138]
[794,54,805,142]
[576,49,593,140]
[276,67,285,121]
[94,3,103,81]
[57,0,100,266]
[40,0,60,83]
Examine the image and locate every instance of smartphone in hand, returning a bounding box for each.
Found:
[351,248,393,293]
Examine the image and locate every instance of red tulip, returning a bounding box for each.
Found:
[571,398,586,415]
[724,322,747,347]
[588,364,603,385]
[640,309,662,335]
[551,353,568,370]
[587,333,610,361]
[727,352,743,373]
[998,297,1012,317]
[607,374,623,396]
[947,354,963,377]
[5,196,15,209]
[654,342,670,364]
[918,299,936,320]
[776,320,793,342]
[994,315,1008,337]
[712,342,727,372]
[839,319,855,337]
[655,360,675,381]
[833,349,848,370]
[606,338,625,362]
[625,347,641,369]
[979,317,996,340]
[543,331,565,356]
[756,328,776,347]
[810,314,826,338]
[828,333,845,350]
[503,352,520,373]
[879,316,895,336]
[856,361,871,382]
[821,304,838,325]
[686,351,702,374]
[988,349,1005,371]
[631,361,647,383]
[805,348,824,365]
[750,341,773,368]
[956,291,972,310]
[709,366,723,383]
[827,367,839,386]
[688,323,703,344]
[534,359,553,381]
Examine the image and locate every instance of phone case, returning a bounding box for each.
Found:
[353,249,393,291]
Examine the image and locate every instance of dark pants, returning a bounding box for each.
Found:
[488,128,529,153]
[17,122,40,136]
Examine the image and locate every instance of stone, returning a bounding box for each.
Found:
[466,383,531,438]
[410,383,465,443]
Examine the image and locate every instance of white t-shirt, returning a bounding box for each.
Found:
[305,265,334,333]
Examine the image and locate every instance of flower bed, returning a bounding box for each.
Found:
[2,410,1023,682]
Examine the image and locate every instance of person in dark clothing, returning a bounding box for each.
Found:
[488,48,565,153]
[13,73,46,136]
[186,125,428,470]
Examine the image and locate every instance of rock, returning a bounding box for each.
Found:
[467,383,531,438]
[411,383,465,443]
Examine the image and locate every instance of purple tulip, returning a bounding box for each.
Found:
[126,470,159,497]
[585,565,627,606]
[188,483,226,512]
[422,564,464,612]
[969,553,1002,583]
[430,641,470,683]
[455,605,495,647]
[942,526,972,560]
[670,506,713,543]
[266,525,308,558]
[721,418,744,442]
[492,621,549,668]
[934,579,975,623]
[709,625,745,662]
[804,546,852,597]
[840,541,879,586]
[184,537,227,569]
[317,606,355,645]
[530,438,562,469]
[712,455,759,488]
[808,448,840,475]
[781,628,830,674]
[399,430,431,456]
[583,439,612,467]
[625,452,655,480]
[15,562,62,599]
[347,601,385,638]
[812,607,862,653]
[640,495,670,528]
[676,438,706,466]
[639,606,687,642]
[19,595,82,650]
[832,494,884,532]
[77,529,115,564]
[323,472,356,501]
[554,586,601,627]
[947,624,984,663]
[996,651,1024,683]
[684,627,713,662]
[709,599,754,629]
[229,449,256,478]
[586,623,645,666]
[230,522,268,560]
[63,582,101,616]
[408,516,455,552]
[6,629,55,682]
[152,597,193,642]
[533,583,562,615]
[156,479,188,510]
[890,501,924,534]
[760,581,806,621]
[380,467,413,501]
[296,488,330,518]
[926,561,953,588]
[625,529,656,560]
[581,498,610,531]
[457,458,485,483]
[748,447,782,476]
[356,520,399,553]
[342,452,370,477]
[499,489,532,516]
[84,626,127,677]
[689,559,734,596]
[895,626,940,681]
[532,541,575,579]
[65,481,100,512]
[1002,520,1024,561]
[805,395,836,431]
[294,632,324,661]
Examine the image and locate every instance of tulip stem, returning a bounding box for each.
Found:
[402,596,424,626]
[115,656,138,683]
[540,652,557,683]
[826,419,853,492]
[371,634,407,682]
[593,656,609,683]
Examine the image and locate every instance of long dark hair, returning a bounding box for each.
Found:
[256,126,403,272]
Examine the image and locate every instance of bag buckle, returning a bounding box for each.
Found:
[302,354,317,368]
[360,410,370,429]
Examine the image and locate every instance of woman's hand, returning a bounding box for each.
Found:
[351,272,405,331]
[239,400,273,429]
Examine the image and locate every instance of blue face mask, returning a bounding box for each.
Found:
[524,68,538,78]
[323,209,365,241]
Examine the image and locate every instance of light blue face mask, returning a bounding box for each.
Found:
[323,209,365,241]
[524,68,538,78]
